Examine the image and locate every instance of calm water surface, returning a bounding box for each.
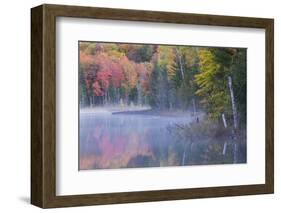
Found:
[79,112,195,170]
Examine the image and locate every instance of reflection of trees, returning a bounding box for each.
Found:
[79,111,246,170]
[167,120,246,165]
[80,122,156,170]
[127,155,159,168]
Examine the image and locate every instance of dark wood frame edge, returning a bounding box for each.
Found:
[31,4,274,208]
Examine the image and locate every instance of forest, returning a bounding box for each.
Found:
[79,41,247,170]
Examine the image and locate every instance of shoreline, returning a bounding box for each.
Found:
[80,106,151,114]
[80,107,203,118]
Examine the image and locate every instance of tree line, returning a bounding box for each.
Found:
[79,42,246,127]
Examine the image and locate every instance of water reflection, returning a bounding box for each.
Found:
[79,113,244,170]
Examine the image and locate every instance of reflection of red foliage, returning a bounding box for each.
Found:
[80,123,155,170]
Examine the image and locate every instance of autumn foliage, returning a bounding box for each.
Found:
[79,42,246,126]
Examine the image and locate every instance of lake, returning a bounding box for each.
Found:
[79,108,246,170]
[79,111,196,170]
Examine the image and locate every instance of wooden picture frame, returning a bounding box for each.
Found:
[31,4,274,208]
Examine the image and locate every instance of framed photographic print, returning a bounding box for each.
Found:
[31,4,274,208]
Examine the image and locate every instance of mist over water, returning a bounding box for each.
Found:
[79,112,195,170]
[79,110,247,170]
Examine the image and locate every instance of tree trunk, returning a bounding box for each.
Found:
[137,81,142,106]
[222,142,228,156]
[228,76,238,129]
[125,94,129,106]
[116,88,120,104]
[227,76,239,163]
[222,113,228,155]
[192,98,199,122]
[222,113,227,128]
[175,49,185,80]
[181,144,187,166]
[90,96,94,108]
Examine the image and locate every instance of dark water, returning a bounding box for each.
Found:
[79,112,245,170]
